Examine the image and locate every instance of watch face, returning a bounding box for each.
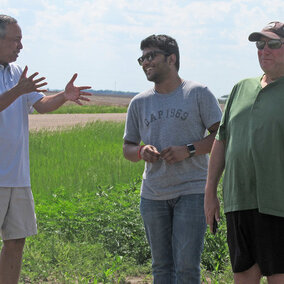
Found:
[187,144,195,152]
[187,144,196,157]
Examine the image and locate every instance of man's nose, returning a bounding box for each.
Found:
[18,41,23,50]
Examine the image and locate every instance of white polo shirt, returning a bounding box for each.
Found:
[0,63,44,187]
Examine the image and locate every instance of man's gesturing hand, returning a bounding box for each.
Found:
[64,73,92,105]
[16,66,47,95]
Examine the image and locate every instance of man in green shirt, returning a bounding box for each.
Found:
[205,21,284,284]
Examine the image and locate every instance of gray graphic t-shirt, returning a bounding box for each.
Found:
[123,80,222,200]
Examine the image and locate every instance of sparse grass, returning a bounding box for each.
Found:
[33,104,127,114]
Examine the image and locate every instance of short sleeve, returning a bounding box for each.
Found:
[198,87,222,129]
[123,98,141,144]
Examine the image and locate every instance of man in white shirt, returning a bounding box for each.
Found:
[0,14,91,283]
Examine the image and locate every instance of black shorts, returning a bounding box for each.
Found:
[226,209,284,276]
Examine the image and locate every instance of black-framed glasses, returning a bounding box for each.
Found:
[256,39,284,50]
[137,50,169,65]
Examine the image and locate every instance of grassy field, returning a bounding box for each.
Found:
[15,121,235,283]
[0,119,236,283]
[30,122,141,197]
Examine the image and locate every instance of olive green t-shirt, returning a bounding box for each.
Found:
[216,76,284,217]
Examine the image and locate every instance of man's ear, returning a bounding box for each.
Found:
[168,53,176,67]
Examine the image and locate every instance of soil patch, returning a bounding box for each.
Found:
[29,113,126,131]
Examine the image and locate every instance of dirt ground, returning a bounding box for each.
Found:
[29,113,127,131]
[45,91,132,107]
[29,94,130,131]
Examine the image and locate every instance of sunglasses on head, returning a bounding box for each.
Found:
[256,39,284,50]
[137,50,170,65]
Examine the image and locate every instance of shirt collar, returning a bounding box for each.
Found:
[0,63,11,72]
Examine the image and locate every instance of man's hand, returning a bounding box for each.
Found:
[15,66,47,95]
[63,73,92,105]
[160,145,189,164]
[204,193,220,234]
[140,145,160,163]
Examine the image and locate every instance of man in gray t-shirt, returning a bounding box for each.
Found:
[123,34,221,283]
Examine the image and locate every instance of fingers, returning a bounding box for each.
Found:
[160,148,171,162]
[205,213,215,233]
[36,88,48,92]
[79,92,92,96]
[34,77,46,84]
[68,73,78,85]
[74,100,83,106]
[160,147,170,157]
[78,86,92,91]
[36,82,48,89]
[78,96,90,102]
[28,72,40,80]
[215,211,220,222]
[141,145,160,163]
[21,66,28,78]
[16,69,48,96]
[205,206,220,234]
[160,146,187,164]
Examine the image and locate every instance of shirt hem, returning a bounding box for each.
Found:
[141,188,204,200]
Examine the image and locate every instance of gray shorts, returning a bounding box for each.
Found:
[0,187,37,240]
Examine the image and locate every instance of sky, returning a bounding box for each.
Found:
[1,0,284,97]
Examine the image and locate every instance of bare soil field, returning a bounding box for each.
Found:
[45,91,133,107]
[29,113,126,131]
[29,94,130,131]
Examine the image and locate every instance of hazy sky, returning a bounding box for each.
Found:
[1,0,283,97]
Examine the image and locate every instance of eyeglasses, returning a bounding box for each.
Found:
[256,39,284,50]
[137,50,169,65]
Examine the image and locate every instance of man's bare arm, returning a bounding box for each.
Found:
[160,121,220,164]
[204,139,226,234]
[34,73,91,114]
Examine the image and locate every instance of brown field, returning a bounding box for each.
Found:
[29,93,131,131]
[44,91,133,107]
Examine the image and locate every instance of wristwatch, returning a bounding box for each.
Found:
[186,143,196,158]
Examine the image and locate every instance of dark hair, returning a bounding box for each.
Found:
[140,34,180,71]
[0,15,17,38]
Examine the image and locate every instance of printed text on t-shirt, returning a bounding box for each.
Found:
[144,108,189,126]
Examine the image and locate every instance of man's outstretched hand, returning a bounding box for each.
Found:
[64,73,92,105]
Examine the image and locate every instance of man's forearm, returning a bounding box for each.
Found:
[193,131,217,156]
[192,121,220,156]
[0,86,23,112]
[33,91,67,113]
[205,139,225,196]
[123,142,141,162]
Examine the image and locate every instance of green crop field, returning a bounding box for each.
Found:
[2,120,261,283]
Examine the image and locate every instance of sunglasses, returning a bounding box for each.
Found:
[256,39,284,50]
[137,50,169,65]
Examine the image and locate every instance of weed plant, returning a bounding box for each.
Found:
[21,182,151,283]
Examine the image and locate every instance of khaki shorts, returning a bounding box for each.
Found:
[0,187,37,240]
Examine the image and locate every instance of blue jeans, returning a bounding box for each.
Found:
[140,194,206,284]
